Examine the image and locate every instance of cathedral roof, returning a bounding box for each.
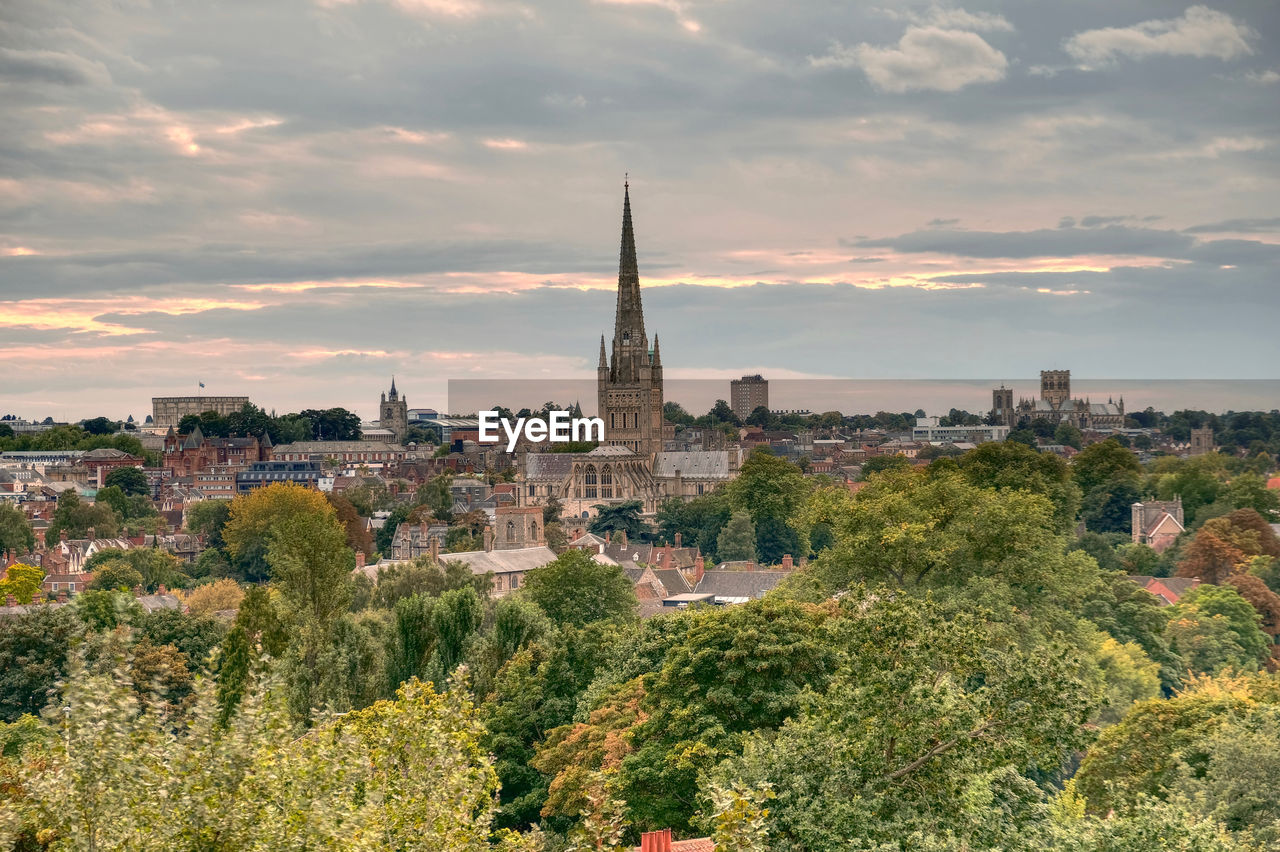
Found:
[585,445,637,457]
[653,451,732,479]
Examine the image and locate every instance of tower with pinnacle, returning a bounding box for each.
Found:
[379,377,409,444]
[597,182,664,458]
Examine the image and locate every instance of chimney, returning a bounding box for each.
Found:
[782,554,794,570]
[429,536,440,563]
[4,594,14,608]
[132,584,143,598]
[56,589,68,604]
[674,532,682,548]
[355,551,365,569]
[87,527,96,542]
[483,526,494,553]
[605,531,611,543]
[620,529,628,547]
[157,584,167,596]
[60,529,68,543]
[693,554,705,583]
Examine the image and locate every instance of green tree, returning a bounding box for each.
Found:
[588,500,646,543]
[952,440,1082,533]
[1226,472,1280,520]
[0,606,80,722]
[0,503,35,557]
[1073,438,1142,494]
[1082,478,1144,534]
[707,592,1094,850]
[185,499,231,551]
[1055,422,1084,449]
[44,489,120,547]
[1167,584,1272,674]
[103,466,149,496]
[716,511,757,562]
[726,449,809,559]
[859,454,910,480]
[88,561,144,592]
[223,482,336,582]
[521,550,636,629]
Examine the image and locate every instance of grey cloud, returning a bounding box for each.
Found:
[1185,216,1280,233]
[0,47,108,86]
[856,225,1196,259]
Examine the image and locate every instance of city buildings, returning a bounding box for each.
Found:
[151,395,250,430]
[991,371,1125,431]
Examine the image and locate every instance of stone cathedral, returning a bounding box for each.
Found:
[598,182,665,458]
[521,184,737,517]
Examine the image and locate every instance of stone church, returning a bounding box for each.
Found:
[992,370,1125,431]
[378,378,408,443]
[521,184,737,518]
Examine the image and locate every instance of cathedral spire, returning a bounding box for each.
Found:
[389,375,398,398]
[613,180,646,357]
[599,334,608,369]
[652,334,661,367]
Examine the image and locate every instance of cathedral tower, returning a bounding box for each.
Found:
[598,182,664,457]
[379,377,408,444]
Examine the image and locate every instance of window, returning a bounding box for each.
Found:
[530,520,538,541]
[600,465,613,499]
[507,520,516,543]
[584,465,598,499]
[511,574,520,588]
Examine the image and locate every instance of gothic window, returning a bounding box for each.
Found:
[601,465,613,499]
[506,520,515,543]
[530,520,538,540]
[584,465,598,499]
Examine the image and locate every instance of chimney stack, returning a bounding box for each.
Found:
[674,532,682,548]
[87,527,95,541]
[132,584,143,598]
[620,529,628,547]
[782,554,794,570]
[355,550,365,569]
[483,526,494,553]
[56,589,68,604]
[157,584,167,596]
[4,594,15,608]
[60,529,68,543]
[429,535,440,563]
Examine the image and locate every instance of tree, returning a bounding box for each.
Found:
[1073,672,1277,814]
[222,482,335,582]
[521,550,636,628]
[1082,478,1144,534]
[1167,584,1272,674]
[103,465,149,497]
[1093,635,1161,725]
[726,448,810,558]
[0,564,43,605]
[44,489,120,547]
[1007,428,1037,448]
[859,454,910,480]
[85,547,184,591]
[88,560,144,592]
[619,598,839,832]
[1073,438,1142,494]
[716,511,757,562]
[1226,472,1280,520]
[0,503,35,557]
[952,440,1081,533]
[267,508,354,665]
[0,605,80,722]
[185,499,231,551]
[136,608,227,671]
[181,577,245,616]
[1054,422,1084,449]
[705,593,1093,850]
[708,399,741,426]
[587,500,646,543]
[327,493,374,557]
[80,416,117,435]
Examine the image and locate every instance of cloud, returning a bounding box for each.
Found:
[815,26,1008,92]
[1242,69,1279,84]
[1184,217,1280,234]
[856,225,1195,259]
[881,6,1014,33]
[1064,6,1255,67]
[0,47,109,86]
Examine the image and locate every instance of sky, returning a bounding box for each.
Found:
[1,0,1277,422]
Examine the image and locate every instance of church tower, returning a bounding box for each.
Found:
[379,377,408,444]
[598,182,664,458]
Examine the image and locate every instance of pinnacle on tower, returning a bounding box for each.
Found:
[389,375,398,398]
[652,334,661,367]
[599,334,608,369]
[613,181,646,354]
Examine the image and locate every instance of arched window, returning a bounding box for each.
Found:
[506,520,515,543]
[600,465,613,499]
[530,519,538,541]
[584,464,598,499]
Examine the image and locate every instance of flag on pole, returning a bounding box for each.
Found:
[199,381,205,388]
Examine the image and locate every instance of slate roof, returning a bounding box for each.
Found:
[694,570,789,600]
[652,567,692,596]
[652,451,731,479]
[525,453,573,480]
[364,546,558,581]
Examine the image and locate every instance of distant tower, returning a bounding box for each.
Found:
[379,377,409,444]
[991,386,1014,428]
[1189,426,1215,457]
[1041,370,1070,408]
[731,375,769,423]
[598,182,664,458]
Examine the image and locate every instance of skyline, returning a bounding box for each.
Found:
[2,0,1278,418]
